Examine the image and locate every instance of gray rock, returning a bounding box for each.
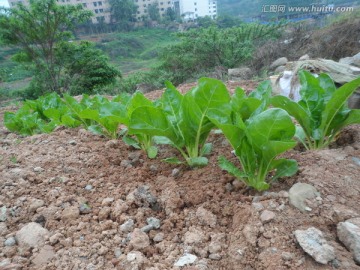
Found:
[4,237,16,246]
[140,225,153,233]
[228,67,253,81]
[147,217,161,229]
[274,65,286,74]
[79,203,91,214]
[126,251,146,264]
[101,197,114,206]
[16,222,49,248]
[68,140,77,145]
[132,186,159,210]
[299,54,310,61]
[84,184,93,191]
[294,227,336,264]
[29,199,45,212]
[289,183,320,212]
[260,210,276,223]
[270,57,288,69]
[33,167,44,173]
[0,206,7,222]
[209,253,222,260]
[153,233,164,242]
[174,253,198,267]
[281,251,294,261]
[120,219,134,233]
[252,202,264,211]
[171,168,181,177]
[114,248,122,258]
[337,218,360,264]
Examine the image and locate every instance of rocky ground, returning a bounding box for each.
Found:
[0,81,360,270]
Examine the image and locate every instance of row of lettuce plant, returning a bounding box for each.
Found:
[4,71,360,191]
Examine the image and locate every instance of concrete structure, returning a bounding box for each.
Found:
[174,0,217,21]
[134,0,173,21]
[7,0,217,23]
[7,0,111,23]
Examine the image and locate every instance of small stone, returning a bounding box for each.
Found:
[153,233,164,242]
[278,191,289,198]
[101,197,114,206]
[147,217,161,229]
[171,168,181,177]
[114,248,122,258]
[79,203,91,214]
[0,223,8,236]
[281,251,294,261]
[85,185,93,191]
[16,222,49,248]
[68,140,77,145]
[129,228,150,250]
[29,199,45,212]
[209,253,222,260]
[225,183,234,192]
[62,206,80,221]
[251,202,263,211]
[141,225,153,233]
[0,206,7,222]
[98,245,109,255]
[337,218,360,264]
[289,183,320,212]
[270,57,288,69]
[299,54,310,61]
[120,160,132,168]
[127,251,145,264]
[4,237,16,246]
[149,165,158,172]
[304,207,312,212]
[294,227,335,264]
[33,167,44,173]
[105,140,118,149]
[260,210,276,223]
[174,254,198,267]
[49,233,63,245]
[120,219,134,233]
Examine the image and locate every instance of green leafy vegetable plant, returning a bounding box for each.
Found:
[129,78,231,167]
[271,70,360,149]
[208,82,298,191]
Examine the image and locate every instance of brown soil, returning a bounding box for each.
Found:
[0,82,360,270]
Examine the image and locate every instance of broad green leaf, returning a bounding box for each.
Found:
[342,109,360,127]
[320,77,360,137]
[129,106,176,139]
[188,157,208,167]
[200,143,212,156]
[271,95,311,137]
[122,135,141,149]
[218,156,247,179]
[147,146,158,159]
[87,125,104,136]
[270,159,298,181]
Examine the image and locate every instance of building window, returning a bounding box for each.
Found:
[93,2,97,6]
[98,1,102,5]
[82,3,87,7]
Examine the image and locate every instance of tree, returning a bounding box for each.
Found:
[164,7,176,22]
[148,2,160,21]
[0,0,120,98]
[108,0,137,30]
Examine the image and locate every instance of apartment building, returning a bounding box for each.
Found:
[134,0,173,21]
[173,0,217,20]
[7,0,111,23]
[7,0,217,23]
